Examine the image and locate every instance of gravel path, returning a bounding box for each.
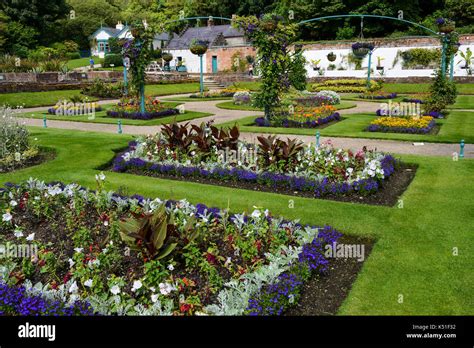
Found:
[15,96,473,158]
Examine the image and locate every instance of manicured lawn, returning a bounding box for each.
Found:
[219,110,474,143]
[341,94,407,103]
[0,83,201,108]
[0,90,98,108]
[1,127,472,315]
[162,96,230,102]
[374,83,474,95]
[18,102,211,126]
[66,56,101,70]
[450,95,474,109]
[228,81,474,95]
[215,100,357,111]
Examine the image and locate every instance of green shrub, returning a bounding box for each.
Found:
[0,54,38,72]
[81,78,124,98]
[400,48,441,68]
[0,107,38,172]
[66,52,81,60]
[425,69,457,113]
[103,54,123,68]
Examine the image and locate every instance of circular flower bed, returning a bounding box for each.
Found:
[233,91,252,105]
[106,97,178,120]
[315,90,341,105]
[359,93,397,100]
[255,112,341,128]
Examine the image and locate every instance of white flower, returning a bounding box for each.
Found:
[9,200,17,207]
[251,210,261,219]
[74,247,83,253]
[167,264,174,271]
[159,282,175,295]
[69,281,78,293]
[84,279,93,288]
[14,228,23,238]
[2,212,12,222]
[95,172,106,181]
[132,280,143,292]
[26,233,35,241]
[110,285,121,295]
[68,258,75,268]
[367,169,375,177]
[151,294,159,303]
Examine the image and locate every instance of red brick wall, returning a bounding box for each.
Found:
[206,46,256,73]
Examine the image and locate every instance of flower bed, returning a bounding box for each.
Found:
[402,97,424,104]
[359,93,397,100]
[112,122,397,200]
[0,177,343,316]
[190,89,239,99]
[106,97,178,120]
[367,116,436,134]
[255,112,341,128]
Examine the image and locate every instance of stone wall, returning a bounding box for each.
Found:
[302,34,474,50]
[205,46,257,73]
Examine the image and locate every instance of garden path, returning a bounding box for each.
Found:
[16,96,473,158]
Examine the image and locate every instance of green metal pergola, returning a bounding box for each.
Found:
[297,14,455,86]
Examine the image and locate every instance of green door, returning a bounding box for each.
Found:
[212,56,218,73]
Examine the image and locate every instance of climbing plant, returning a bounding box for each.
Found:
[234,14,298,122]
[122,21,154,109]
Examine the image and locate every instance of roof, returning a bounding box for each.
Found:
[90,25,172,42]
[89,27,121,39]
[167,24,244,49]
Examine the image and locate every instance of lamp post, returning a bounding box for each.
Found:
[123,57,130,96]
[199,54,204,95]
[367,50,373,89]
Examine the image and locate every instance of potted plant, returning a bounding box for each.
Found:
[352,42,374,59]
[458,48,473,69]
[177,59,187,72]
[376,56,385,70]
[310,59,321,71]
[162,52,173,71]
[327,52,336,62]
[190,39,209,56]
[436,18,455,34]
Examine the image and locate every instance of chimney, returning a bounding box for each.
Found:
[116,21,124,30]
[207,16,214,27]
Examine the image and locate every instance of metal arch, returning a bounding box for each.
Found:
[163,16,233,26]
[297,14,440,37]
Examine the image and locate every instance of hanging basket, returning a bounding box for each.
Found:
[352,42,374,59]
[190,40,208,56]
[436,19,455,34]
[162,53,173,62]
[327,52,337,62]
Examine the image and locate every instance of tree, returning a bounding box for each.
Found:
[58,0,121,50]
[0,0,70,46]
[0,11,7,52]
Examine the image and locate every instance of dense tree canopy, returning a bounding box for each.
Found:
[0,0,472,55]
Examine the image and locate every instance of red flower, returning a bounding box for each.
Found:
[180,303,191,313]
[206,253,217,265]
[255,240,262,253]
[63,272,71,284]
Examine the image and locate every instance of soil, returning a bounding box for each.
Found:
[119,163,418,207]
[0,149,56,173]
[285,235,374,315]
